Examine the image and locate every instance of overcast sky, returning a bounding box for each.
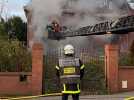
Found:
[0,0,30,21]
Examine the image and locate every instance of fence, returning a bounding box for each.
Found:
[43,48,106,94]
[119,52,134,66]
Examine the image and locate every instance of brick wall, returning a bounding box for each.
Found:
[0,72,32,96]
[119,67,134,92]
[0,42,44,96]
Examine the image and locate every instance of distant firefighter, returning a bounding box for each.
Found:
[51,20,61,33]
[46,20,62,40]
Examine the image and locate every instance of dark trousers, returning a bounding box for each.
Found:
[62,94,79,100]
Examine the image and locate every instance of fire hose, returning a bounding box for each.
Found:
[5,93,62,100]
[125,97,134,100]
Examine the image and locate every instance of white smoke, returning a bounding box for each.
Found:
[60,0,129,28]
[29,0,66,42]
[26,0,130,48]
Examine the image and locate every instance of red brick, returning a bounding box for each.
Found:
[32,42,43,95]
[119,68,134,92]
[105,44,119,93]
[0,72,32,96]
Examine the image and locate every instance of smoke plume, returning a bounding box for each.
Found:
[27,0,129,40]
[28,0,64,42]
[26,0,131,53]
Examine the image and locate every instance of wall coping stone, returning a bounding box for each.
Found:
[0,72,32,76]
[120,66,134,69]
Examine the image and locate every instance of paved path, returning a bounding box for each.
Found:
[24,91,134,100]
[39,94,134,100]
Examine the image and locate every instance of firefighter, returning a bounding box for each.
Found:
[51,20,61,33]
[46,20,62,40]
[55,44,85,100]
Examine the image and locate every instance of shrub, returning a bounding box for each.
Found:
[0,39,31,72]
[81,62,107,95]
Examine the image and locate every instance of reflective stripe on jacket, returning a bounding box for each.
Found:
[62,84,80,94]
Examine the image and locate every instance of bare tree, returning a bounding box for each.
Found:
[0,0,8,21]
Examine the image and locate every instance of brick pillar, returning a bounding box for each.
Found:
[105,44,119,93]
[32,42,43,95]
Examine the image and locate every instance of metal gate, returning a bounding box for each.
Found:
[42,47,106,95]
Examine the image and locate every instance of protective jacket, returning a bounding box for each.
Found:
[56,57,85,94]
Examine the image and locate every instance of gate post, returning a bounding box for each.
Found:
[32,42,43,95]
[105,44,119,93]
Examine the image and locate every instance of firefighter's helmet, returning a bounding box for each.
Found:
[52,20,58,25]
[64,44,74,55]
